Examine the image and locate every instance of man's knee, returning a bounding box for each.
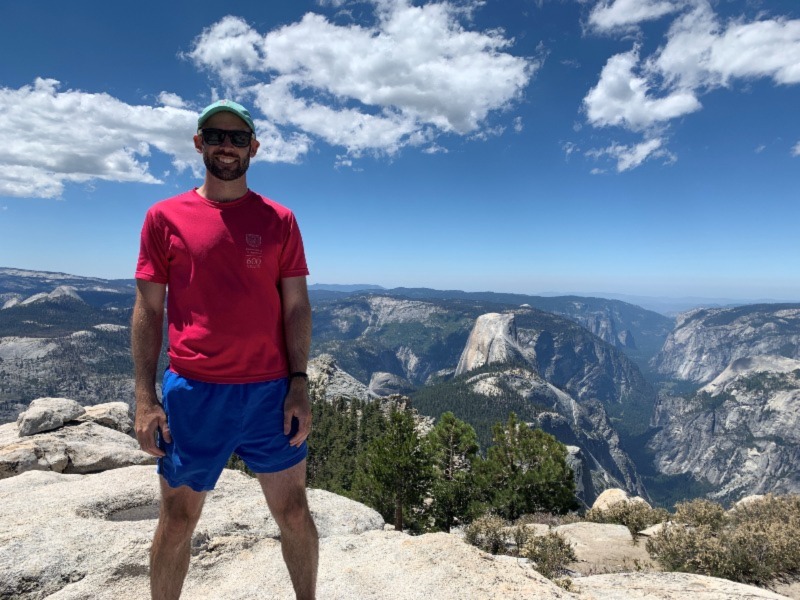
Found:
[158,504,203,541]
[272,489,313,531]
[157,481,206,542]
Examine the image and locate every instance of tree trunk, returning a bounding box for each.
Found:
[395,496,404,532]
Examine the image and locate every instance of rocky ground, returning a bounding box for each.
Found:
[0,397,797,599]
[2,466,796,600]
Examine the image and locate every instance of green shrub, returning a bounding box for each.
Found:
[464,514,506,555]
[674,498,727,530]
[522,532,577,580]
[647,494,800,585]
[586,501,669,536]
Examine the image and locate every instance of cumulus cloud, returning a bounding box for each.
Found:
[654,4,800,89]
[0,79,308,198]
[158,92,189,108]
[793,142,800,157]
[584,47,701,130]
[0,2,531,198]
[581,0,800,170]
[186,1,534,156]
[0,79,190,198]
[589,0,682,32]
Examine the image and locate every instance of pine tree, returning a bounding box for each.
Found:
[477,412,577,520]
[427,411,480,532]
[353,408,433,532]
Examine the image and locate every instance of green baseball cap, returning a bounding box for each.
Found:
[197,100,256,134]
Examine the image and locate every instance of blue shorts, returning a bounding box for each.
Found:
[157,368,307,492]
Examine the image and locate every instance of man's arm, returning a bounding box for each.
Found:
[281,276,312,447]
[131,279,170,457]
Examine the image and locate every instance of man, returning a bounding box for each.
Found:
[132,99,318,600]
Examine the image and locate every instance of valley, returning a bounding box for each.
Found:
[2,267,799,508]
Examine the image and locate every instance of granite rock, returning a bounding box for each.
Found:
[16,397,85,436]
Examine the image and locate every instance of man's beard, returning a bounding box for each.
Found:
[203,150,250,181]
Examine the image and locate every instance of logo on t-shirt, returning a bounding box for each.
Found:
[245,234,263,268]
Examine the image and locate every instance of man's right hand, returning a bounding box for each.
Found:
[135,398,171,457]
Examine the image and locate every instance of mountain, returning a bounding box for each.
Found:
[449,310,652,504]
[372,288,674,368]
[0,267,135,310]
[8,268,800,507]
[312,295,657,504]
[652,304,800,385]
[0,270,141,422]
[649,355,800,503]
[308,283,385,292]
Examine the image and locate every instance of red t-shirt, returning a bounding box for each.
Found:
[135,189,309,383]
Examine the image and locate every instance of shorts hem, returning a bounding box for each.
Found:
[158,466,219,493]
[248,445,307,474]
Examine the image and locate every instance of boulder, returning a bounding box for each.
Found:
[591,488,651,511]
[76,402,133,432]
[554,522,654,573]
[731,494,766,511]
[0,421,154,479]
[16,397,85,436]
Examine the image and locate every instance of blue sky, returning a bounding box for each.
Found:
[0,0,798,301]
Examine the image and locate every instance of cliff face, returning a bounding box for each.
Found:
[652,304,800,384]
[649,355,800,503]
[455,312,654,503]
[455,313,522,374]
[456,310,656,414]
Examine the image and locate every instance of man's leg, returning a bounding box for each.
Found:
[257,460,319,600]
[150,477,207,600]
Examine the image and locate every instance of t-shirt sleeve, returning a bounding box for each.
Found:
[135,208,169,284]
[280,212,310,279]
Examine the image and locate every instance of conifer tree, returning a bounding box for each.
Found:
[353,408,433,531]
[427,411,480,532]
[477,412,577,520]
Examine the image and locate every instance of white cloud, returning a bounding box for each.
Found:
[589,0,681,32]
[158,92,188,108]
[187,2,534,156]
[708,18,800,85]
[584,48,701,130]
[582,1,800,170]
[587,137,674,171]
[0,79,188,198]
[0,79,308,199]
[653,3,800,89]
[793,142,800,157]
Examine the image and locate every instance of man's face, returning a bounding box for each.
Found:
[194,112,259,182]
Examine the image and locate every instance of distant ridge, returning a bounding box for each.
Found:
[308,283,385,292]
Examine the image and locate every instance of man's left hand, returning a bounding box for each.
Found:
[284,380,312,447]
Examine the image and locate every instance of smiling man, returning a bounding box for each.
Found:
[132,100,318,600]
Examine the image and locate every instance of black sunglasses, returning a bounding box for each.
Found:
[200,128,253,148]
